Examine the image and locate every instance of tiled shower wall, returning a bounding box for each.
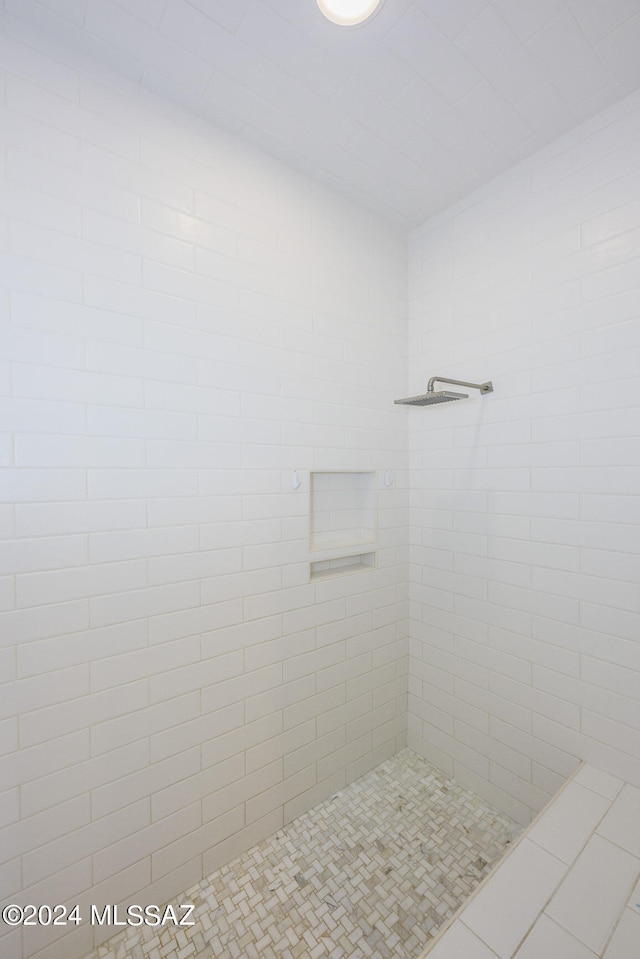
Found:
[0,23,409,959]
[407,89,640,826]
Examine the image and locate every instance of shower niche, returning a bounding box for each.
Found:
[309,471,377,581]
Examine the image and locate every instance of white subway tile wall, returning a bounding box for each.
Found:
[4,12,640,959]
[407,88,640,824]
[0,24,409,959]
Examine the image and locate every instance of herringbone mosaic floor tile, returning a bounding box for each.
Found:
[86,749,521,959]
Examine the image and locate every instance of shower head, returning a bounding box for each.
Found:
[394,390,468,406]
[394,376,493,407]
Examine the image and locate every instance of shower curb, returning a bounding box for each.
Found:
[418,759,588,958]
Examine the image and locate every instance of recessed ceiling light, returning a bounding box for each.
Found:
[316,0,384,27]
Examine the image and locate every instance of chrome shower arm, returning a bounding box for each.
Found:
[427,376,493,394]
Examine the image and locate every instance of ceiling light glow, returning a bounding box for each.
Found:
[316,0,383,27]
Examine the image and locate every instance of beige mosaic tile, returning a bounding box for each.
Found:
[86,749,521,959]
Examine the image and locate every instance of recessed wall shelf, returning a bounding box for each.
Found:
[309,471,376,552]
[309,471,377,580]
[310,552,376,581]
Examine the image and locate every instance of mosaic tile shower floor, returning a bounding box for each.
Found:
[88,749,522,959]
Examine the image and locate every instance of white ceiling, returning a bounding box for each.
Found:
[6,0,640,229]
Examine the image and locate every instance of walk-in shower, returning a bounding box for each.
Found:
[395,376,494,406]
[78,751,521,959]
